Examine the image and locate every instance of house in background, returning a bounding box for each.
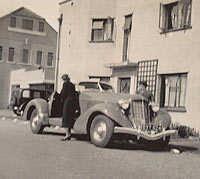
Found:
[0,7,57,109]
[58,0,200,130]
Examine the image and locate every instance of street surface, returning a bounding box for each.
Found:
[0,117,200,179]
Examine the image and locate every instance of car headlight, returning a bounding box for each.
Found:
[118,99,130,110]
[151,102,160,112]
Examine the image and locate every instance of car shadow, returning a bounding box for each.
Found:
[109,142,199,153]
[42,131,65,136]
[41,132,199,153]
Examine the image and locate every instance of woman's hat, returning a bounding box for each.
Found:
[61,74,70,80]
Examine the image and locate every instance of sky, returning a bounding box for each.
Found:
[0,0,61,30]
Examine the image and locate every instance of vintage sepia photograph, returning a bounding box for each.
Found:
[0,0,199,178]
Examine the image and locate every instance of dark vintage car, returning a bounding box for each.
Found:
[23,85,176,150]
[9,88,51,116]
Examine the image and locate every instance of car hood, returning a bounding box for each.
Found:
[79,90,148,103]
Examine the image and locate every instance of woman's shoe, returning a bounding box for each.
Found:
[61,135,71,141]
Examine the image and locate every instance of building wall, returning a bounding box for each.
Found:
[114,0,200,129]
[59,0,200,130]
[0,8,57,108]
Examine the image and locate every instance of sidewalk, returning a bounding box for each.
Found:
[0,109,14,118]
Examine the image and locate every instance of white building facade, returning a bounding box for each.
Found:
[58,0,200,130]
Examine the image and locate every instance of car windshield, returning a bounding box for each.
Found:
[79,82,99,89]
[99,83,113,91]
[79,81,113,91]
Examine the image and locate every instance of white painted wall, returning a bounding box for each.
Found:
[58,0,200,130]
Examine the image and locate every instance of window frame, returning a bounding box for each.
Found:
[39,22,44,32]
[159,73,187,112]
[22,49,29,64]
[22,19,33,31]
[47,52,53,67]
[0,46,3,61]
[10,16,17,28]
[36,51,42,65]
[8,47,15,63]
[159,0,192,33]
[122,14,132,62]
[118,77,131,94]
[91,18,114,42]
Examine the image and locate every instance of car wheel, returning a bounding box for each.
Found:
[144,136,170,151]
[90,115,114,148]
[30,108,44,134]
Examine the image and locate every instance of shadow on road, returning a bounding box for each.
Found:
[40,131,199,153]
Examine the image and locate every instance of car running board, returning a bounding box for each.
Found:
[49,117,62,127]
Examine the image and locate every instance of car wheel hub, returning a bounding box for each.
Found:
[32,115,39,129]
[93,122,107,141]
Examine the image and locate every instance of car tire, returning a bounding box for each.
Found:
[30,108,45,134]
[90,115,114,148]
[144,136,170,151]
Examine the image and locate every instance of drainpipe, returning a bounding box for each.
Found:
[54,14,63,91]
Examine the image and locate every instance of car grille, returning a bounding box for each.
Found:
[131,100,150,129]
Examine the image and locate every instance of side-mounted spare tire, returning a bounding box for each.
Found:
[90,115,114,148]
[30,108,45,134]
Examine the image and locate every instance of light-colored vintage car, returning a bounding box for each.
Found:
[23,84,176,149]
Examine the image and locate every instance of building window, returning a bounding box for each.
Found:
[159,73,187,111]
[47,52,53,67]
[22,49,29,64]
[39,22,44,32]
[122,15,132,61]
[10,16,16,27]
[119,77,131,94]
[91,18,114,42]
[36,51,42,65]
[0,46,2,61]
[159,0,192,32]
[22,19,33,30]
[8,47,14,62]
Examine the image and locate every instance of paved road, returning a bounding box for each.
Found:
[0,118,200,179]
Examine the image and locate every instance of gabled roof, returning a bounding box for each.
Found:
[0,7,57,33]
[0,7,44,20]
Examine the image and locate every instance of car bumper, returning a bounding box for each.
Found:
[114,126,177,141]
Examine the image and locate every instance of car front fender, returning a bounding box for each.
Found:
[73,103,133,134]
[23,98,48,121]
[153,109,172,129]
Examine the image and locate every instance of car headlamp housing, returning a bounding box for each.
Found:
[118,99,130,110]
[151,102,160,112]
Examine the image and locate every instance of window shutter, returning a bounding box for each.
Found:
[106,18,113,40]
[159,3,166,31]
[123,16,132,30]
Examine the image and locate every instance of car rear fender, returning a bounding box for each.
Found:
[73,103,133,134]
[23,98,48,121]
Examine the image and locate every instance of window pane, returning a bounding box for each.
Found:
[162,74,187,108]
[91,18,113,41]
[22,19,33,30]
[22,49,29,63]
[36,51,42,65]
[160,0,192,31]
[10,17,16,27]
[0,46,2,61]
[47,52,53,66]
[92,29,103,41]
[8,47,14,62]
[119,78,130,93]
[92,21,104,29]
[39,22,44,32]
